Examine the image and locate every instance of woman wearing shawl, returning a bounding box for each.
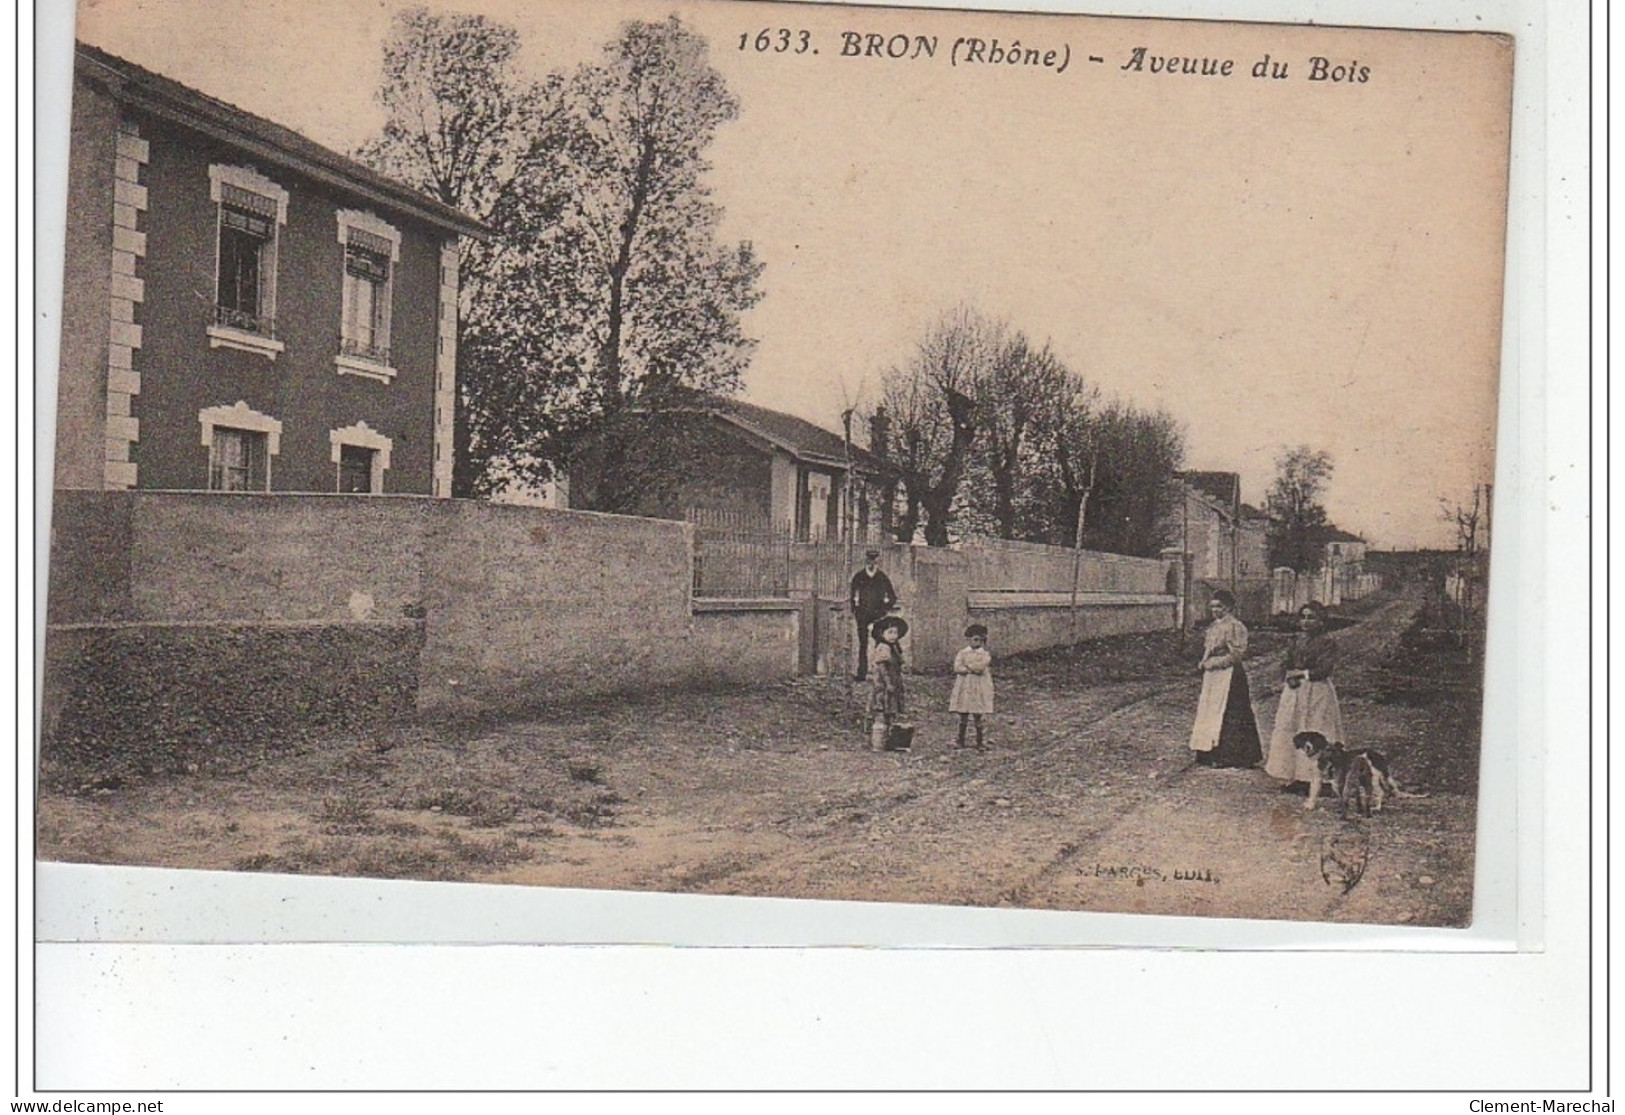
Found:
[1264,601,1346,786]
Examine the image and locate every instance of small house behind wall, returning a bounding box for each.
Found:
[564,396,887,542]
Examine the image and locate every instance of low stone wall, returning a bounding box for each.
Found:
[887,539,1175,669]
[690,599,804,687]
[46,490,433,625]
[413,502,695,714]
[42,494,806,755]
[962,538,1169,595]
[41,496,1179,764]
[964,591,1177,657]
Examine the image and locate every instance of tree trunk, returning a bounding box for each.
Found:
[921,388,977,546]
[992,446,1018,539]
[601,133,657,404]
[922,495,953,546]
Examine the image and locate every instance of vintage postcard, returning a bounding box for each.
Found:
[39,0,1512,931]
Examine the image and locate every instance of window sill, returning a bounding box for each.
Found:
[335,354,398,383]
[208,325,284,359]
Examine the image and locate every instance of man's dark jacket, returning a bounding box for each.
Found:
[850,568,898,621]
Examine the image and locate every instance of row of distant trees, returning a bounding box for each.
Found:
[870,307,1185,556]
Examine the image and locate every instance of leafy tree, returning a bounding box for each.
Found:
[355,8,556,497]
[499,16,763,510]
[359,12,762,502]
[1266,446,1335,572]
[976,334,1069,540]
[1020,387,1183,556]
[1079,401,1185,557]
[357,8,547,225]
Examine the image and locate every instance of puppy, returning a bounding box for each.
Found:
[1293,731,1411,815]
[1337,751,1378,818]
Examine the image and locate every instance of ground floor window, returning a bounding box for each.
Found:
[198,401,283,492]
[209,427,269,491]
[329,421,393,494]
[338,444,378,493]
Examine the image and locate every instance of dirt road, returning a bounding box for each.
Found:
[38,592,1479,926]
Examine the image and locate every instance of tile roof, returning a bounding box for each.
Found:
[1179,470,1241,508]
[74,42,488,239]
[708,397,880,470]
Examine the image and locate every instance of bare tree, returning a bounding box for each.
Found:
[976,334,1069,540]
[1440,486,1488,559]
[878,307,1003,545]
[1439,484,1492,657]
[1020,377,1184,556]
[1029,371,1101,546]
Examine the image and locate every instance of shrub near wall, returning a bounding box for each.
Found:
[41,621,424,785]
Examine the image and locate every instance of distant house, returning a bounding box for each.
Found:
[1319,526,1369,569]
[563,396,886,541]
[1166,471,1269,585]
[56,44,486,497]
[1268,524,1382,612]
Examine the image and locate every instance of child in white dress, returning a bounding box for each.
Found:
[949,624,994,749]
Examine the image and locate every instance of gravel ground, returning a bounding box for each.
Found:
[36,590,1481,926]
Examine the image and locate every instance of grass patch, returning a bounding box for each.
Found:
[315,793,378,835]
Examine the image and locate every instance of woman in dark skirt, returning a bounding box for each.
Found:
[1187,590,1264,768]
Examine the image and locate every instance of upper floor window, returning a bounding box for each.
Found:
[335,210,402,382]
[207,166,288,359]
[218,196,274,322]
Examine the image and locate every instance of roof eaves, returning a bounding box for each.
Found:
[76,47,491,241]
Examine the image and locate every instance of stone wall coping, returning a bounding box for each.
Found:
[690,598,804,613]
[46,618,424,632]
[966,590,1175,609]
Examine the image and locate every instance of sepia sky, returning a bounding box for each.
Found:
[70,0,1512,548]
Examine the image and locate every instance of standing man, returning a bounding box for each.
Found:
[850,548,899,681]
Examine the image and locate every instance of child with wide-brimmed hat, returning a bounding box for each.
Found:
[866,615,909,751]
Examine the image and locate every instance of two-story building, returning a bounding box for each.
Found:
[1166,471,1270,585]
[1158,470,1273,625]
[56,44,486,497]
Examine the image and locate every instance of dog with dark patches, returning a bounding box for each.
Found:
[1292,731,1419,816]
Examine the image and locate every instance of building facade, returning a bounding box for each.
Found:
[1166,471,1270,585]
[56,45,485,498]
